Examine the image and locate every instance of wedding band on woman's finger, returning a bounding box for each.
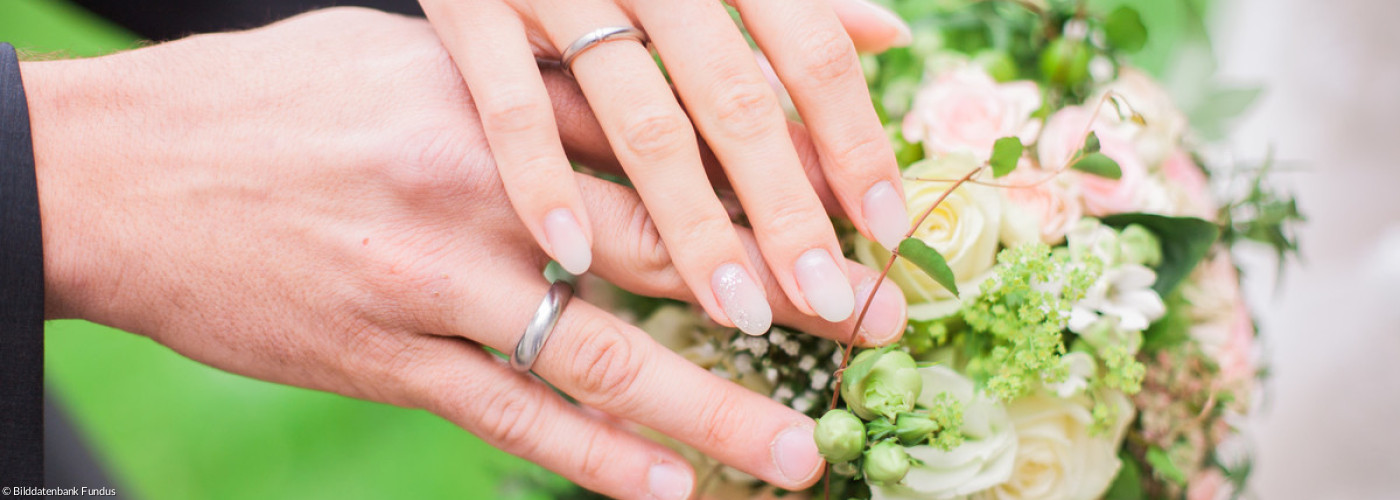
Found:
[559,26,648,77]
[509,280,575,373]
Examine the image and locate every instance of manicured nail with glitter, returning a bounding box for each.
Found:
[543,208,591,275]
[711,263,772,335]
[647,462,692,500]
[794,249,855,323]
[863,181,909,251]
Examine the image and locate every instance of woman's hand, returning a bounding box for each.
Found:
[27,9,907,498]
[419,0,914,334]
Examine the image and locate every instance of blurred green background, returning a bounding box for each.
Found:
[0,0,1211,498]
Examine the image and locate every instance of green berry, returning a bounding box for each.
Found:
[863,440,911,484]
[814,409,866,463]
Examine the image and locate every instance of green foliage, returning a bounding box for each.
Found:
[1039,38,1093,87]
[1101,213,1220,295]
[989,136,1024,177]
[1104,453,1146,499]
[899,238,961,296]
[1104,6,1149,53]
[1143,291,1192,352]
[1189,85,1264,141]
[1072,152,1124,179]
[1218,150,1304,275]
[1146,447,1188,485]
[960,244,1101,400]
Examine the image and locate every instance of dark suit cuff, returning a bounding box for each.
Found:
[0,42,46,485]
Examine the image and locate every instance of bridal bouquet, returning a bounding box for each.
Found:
[568,1,1301,499]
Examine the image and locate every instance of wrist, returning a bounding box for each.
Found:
[22,57,128,320]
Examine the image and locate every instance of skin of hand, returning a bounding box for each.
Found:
[23,8,908,499]
[418,0,916,337]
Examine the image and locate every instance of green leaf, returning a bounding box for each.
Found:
[1082,131,1101,154]
[1104,453,1144,500]
[1146,447,1187,485]
[1189,85,1263,140]
[989,137,1023,178]
[1104,6,1148,53]
[1071,153,1122,179]
[898,238,960,296]
[1142,291,1191,352]
[1102,213,1220,296]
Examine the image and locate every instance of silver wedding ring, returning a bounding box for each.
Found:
[509,280,575,373]
[559,26,649,77]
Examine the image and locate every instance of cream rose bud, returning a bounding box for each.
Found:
[815,409,867,463]
[999,162,1084,245]
[874,365,1017,500]
[902,66,1042,162]
[1097,68,1188,166]
[855,154,1004,320]
[981,391,1135,500]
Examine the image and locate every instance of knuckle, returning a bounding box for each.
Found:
[618,107,693,159]
[695,389,746,451]
[755,191,826,234]
[711,78,781,135]
[565,319,643,407]
[477,385,545,455]
[828,134,889,176]
[798,28,859,83]
[479,90,552,137]
[576,426,613,482]
[391,127,490,197]
[628,202,679,282]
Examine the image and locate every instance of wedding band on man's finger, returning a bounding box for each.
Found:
[509,280,574,373]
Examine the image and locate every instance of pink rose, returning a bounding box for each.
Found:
[1218,304,1256,385]
[1187,468,1234,500]
[902,66,1041,162]
[999,162,1083,245]
[1160,149,1217,219]
[1038,106,1153,216]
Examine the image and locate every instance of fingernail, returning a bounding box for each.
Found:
[855,0,913,47]
[771,425,822,484]
[863,181,909,251]
[647,462,692,500]
[794,249,855,323]
[856,277,907,344]
[711,263,773,335]
[544,208,591,275]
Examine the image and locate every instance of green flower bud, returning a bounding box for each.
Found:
[814,409,866,463]
[863,441,911,485]
[1039,38,1092,87]
[843,351,924,420]
[1118,224,1163,267]
[895,413,941,446]
[973,49,1018,82]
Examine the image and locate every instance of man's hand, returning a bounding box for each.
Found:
[22,8,907,498]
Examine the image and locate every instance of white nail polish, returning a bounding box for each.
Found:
[855,0,913,47]
[711,264,772,335]
[793,249,855,322]
[863,181,909,251]
[543,208,591,275]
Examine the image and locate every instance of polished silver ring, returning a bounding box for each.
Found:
[559,26,649,77]
[509,280,575,373]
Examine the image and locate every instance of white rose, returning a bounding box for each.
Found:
[874,365,1017,500]
[902,66,1042,162]
[855,154,1003,320]
[977,391,1135,500]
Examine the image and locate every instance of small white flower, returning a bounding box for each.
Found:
[1070,263,1166,334]
[1048,352,1096,398]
